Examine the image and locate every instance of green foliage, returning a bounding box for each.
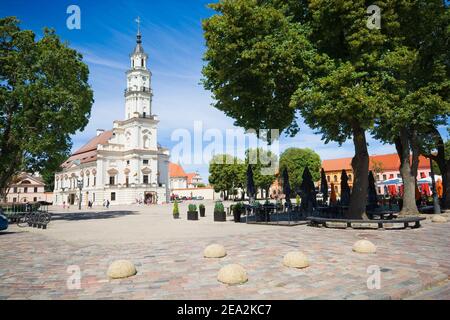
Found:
[208,154,245,198]
[188,204,197,212]
[279,148,321,191]
[203,0,313,134]
[296,194,300,206]
[233,202,244,213]
[197,183,206,188]
[245,148,277,195]
[173,201,179,215]
[0,17,93,194]
[214,201,224,213]
[199,203,205,209]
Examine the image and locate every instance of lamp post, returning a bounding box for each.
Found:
[77,178,83,210]
[429,157,441,214]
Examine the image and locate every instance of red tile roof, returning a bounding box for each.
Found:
[62,131,113,168]
[186,173,197,184]
[169,162,187,178]
[322,153,430,172]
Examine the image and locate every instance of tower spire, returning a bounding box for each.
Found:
[135,16,142,44]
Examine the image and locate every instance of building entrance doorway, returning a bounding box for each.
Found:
[68,194,75,205]
[144,192,156,205]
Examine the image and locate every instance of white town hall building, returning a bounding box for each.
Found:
[53,26,170,206]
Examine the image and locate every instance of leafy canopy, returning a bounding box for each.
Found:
[0,17,93,192]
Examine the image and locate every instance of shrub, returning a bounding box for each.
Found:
[199,203,205,210]
[173,201,179,215]
[188,204,197,212]
[214,201,224,213]
[296,195,300,206]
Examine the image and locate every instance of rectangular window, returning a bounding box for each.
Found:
[109,176,115,185]
[34,187,38,193]
[126,177,129,187]
[143,159,149,165]
[111,192,116,201]
[13,197,17,203]
[382,174,387,181]
[93,193,95,202]
[143,175,149,184]
[33,197,37,202]
[126,160,130,165]
[93,177,96,186]
[397,174,401,178]
[13,187,17,193]
[24,187,28,193]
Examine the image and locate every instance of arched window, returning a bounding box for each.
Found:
[348,174,352,181]
[334,175,338,182]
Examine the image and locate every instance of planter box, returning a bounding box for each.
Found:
[187,211,199,221]
[199,208,206,217]
[173,213,180,219]
[214,211,226,222]
[233,210,242,223]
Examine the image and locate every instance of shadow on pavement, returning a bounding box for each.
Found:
[0,231,22,236]
[51,210,138,221]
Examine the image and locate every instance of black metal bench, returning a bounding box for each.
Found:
[307,216,425,229]
[367,211,398,220]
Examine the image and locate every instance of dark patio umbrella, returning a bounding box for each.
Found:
[320,168,328,205]
[300,167,317,212]
[340,169,351,206]
[282,167,291,207]
[367,171,378,209]
[246,164,256,202]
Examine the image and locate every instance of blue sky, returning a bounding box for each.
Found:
[3,0,445,181]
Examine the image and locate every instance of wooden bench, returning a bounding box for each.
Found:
[308,216,425,229]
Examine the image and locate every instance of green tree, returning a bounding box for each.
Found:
[245,148,277,199]
[0,17,93,199]
[203,0,388,218]
[208,154,245,199]
[279,148,321,192]
[420,128,450,208]
[371,1,449,214]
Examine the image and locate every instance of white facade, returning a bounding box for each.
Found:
[53,29,170,206]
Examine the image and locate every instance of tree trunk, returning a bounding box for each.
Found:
[347,125,369,219]
[395,128,419,216]
[443,161,450,209]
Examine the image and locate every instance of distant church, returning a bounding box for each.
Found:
[53,22,170,206]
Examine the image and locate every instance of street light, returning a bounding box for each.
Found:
[77,178,83,210]
[429,157,441,214]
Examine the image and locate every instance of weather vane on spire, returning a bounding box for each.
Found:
[135,16,141,35]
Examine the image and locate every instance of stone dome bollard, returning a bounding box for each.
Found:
[352,240,377,254]
[432,215,448,223]
[283,251,309,269]
[204,244,227,258]
[107,260,137,279]
[217,264,248,285]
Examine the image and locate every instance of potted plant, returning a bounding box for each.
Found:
[254,201,264,222]
[173,201,180,219]
[187,204,199,220]
[199,203,206,217]
[214,201,226,222]
[233,202,244,223]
